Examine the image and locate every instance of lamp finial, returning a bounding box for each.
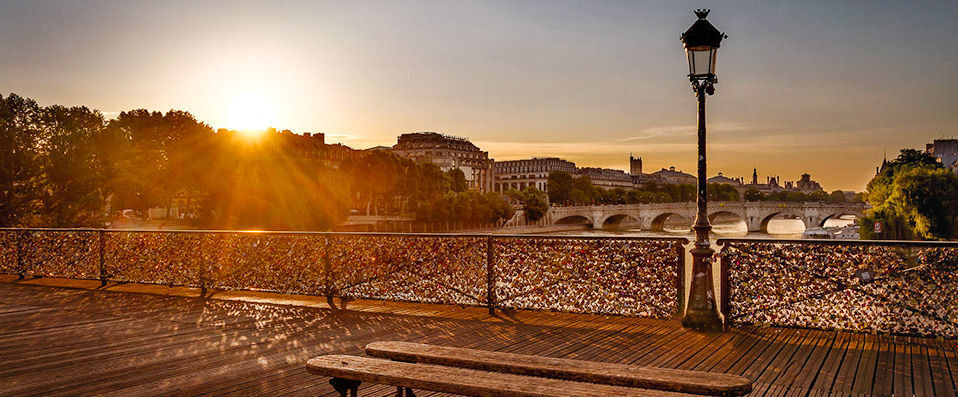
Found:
[694,9,710,19]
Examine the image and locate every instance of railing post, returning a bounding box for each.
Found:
[16,230,24,280]
[675,241,686,318]
[98,230,106,287]
[197,235,208,297]
[323,236,332,299]
[719,246,730,326]
[486,236,496,315]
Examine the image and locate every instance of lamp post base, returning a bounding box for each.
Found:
[682,232,723,332]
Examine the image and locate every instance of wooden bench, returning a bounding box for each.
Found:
[306,355,693,397]
[365,341,752,396]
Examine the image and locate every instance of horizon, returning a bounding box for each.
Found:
[3,1,957,191]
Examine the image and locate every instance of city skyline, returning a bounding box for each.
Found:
[2,1,956,191]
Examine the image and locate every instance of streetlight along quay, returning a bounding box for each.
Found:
[680,9,726,331]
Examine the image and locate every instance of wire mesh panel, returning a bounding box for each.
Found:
[327,234,488,306]
[723,240,958,338]
[0,230,22,274]
[211,233,326,294]
[104,231,215,287]
[493,237,682,318]
[21,230,100,279]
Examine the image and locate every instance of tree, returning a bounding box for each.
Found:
[860,149,958,240]
[447,168,468,193]
[36,105,106,226]
[744,188,763,201]
[827,190,847,203]
[707,183,740,201]
[0,94,43,226]
[546,171,574,204]
[572,176,595,203]
[521,187,549,222]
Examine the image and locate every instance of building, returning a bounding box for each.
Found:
[577,167,634,189]
[274,130,326,162]
[707,172,743,186]
[745,168,784,194]
[629,154,643,175]
[493,157,576,193]
[224,129,360,169]
[652,167,696,185]
[792,173,823,193]
[392,132,494,192]
[322,143,360,168]
[926,139,958,175]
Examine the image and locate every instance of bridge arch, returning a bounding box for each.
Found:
[600,214,641,229]
[555,215,593,227]
[648,212,688,232]
[819,212,860,228]
[708,210,745,224]
[758,211,807,234]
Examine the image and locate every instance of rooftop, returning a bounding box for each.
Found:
[2,277,955,396]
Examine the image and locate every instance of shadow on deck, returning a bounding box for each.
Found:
[0,277,955,397]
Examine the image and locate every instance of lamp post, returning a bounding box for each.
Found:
[680,9,726,331]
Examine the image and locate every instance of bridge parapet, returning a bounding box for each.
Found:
[547,201,867,232]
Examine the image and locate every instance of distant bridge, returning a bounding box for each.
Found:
[547,201,867,232]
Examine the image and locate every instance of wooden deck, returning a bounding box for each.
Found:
[0,280,955,397]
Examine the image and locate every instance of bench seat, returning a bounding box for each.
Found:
[307,355,692,397]
[366,341,751,396]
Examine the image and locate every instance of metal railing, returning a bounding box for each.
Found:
[717,238,958,338]
[0,228,687,319]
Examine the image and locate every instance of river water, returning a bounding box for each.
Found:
[547,217,856,240]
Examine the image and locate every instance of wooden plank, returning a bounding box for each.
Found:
[922,337,955,397]
[941,338,958,397]
[306,354,693,397]
[851,333,879,395]
[910,337,936,397]
[773,329,831,391]
[562,322,660,363]
[695,329,765,373]
[752,328,810,387]
[366,341,752,396]
[808,330,850,395]
[657,331,731,369]
[745,328,807,383]
[672,331,738,371]
[830,332,865,394]
[870,334,895,397]
[626,326,699,366]
[721,327,787,377]
[604,322,690,366]
[892,335,913,397]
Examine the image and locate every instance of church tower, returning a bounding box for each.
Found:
[629,154,643,175]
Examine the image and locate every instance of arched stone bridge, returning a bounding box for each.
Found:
[547,201,867,232]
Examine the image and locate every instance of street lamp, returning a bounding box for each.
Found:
[680,9,726,331]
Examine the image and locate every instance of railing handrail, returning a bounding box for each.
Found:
[0,228,688,243]
[716,237,958,248]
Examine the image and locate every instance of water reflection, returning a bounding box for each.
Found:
[552,216,856,240]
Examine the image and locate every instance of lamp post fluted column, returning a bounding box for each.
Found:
[681,80,722,331]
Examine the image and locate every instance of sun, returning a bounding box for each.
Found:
[225,92,277,136]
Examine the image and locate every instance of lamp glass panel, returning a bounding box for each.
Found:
[688,48,714,77]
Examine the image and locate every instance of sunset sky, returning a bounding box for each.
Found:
[2,0,956,191]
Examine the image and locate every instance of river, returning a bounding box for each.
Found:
[546,217,856,239]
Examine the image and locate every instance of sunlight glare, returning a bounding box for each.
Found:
[226,93,277,136]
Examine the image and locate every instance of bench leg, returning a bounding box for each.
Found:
[329,377,361,397]
[395,386,416,397]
